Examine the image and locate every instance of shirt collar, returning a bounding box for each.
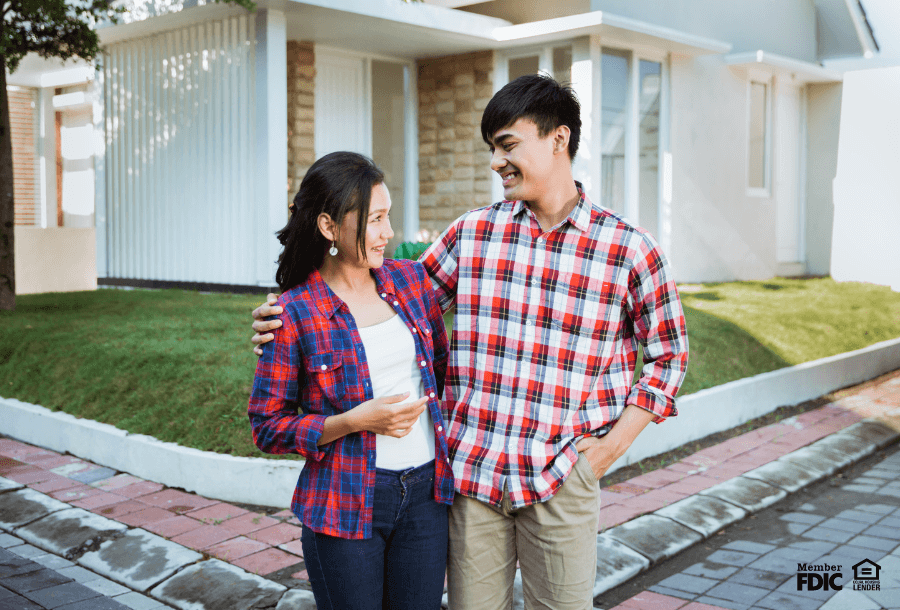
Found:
[511,181,592,234]
[309,265,398,319]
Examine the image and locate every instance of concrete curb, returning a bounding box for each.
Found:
[0,396,301,507]
[3,338,900,507]
[591,418,900,597]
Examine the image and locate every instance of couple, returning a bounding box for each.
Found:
[249,73,689,610]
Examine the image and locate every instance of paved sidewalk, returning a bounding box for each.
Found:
[601,442,900,610]
[0,543,136,610]
[0,370,898,610]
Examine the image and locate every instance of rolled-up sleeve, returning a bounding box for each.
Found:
[625,233,689,422]
[420,221,459,314]
[248,302,329,461]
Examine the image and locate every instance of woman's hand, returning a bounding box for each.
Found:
[350,392,428,437]
[318,392,428,446]
[251,293,282,356]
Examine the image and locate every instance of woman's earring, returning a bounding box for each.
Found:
[329,242,338,256]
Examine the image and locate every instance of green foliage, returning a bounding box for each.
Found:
[1,1,121,72]
[1,278,898,456]
[393,241,432,261]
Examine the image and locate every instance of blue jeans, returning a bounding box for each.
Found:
[301,460,449,610]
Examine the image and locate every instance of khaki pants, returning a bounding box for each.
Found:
[447,454,601,610]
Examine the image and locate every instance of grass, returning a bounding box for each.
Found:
[1,277,899,458]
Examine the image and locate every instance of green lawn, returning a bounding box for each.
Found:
[1,278,899,458]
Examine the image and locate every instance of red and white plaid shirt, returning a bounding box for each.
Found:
[420,184,688,508]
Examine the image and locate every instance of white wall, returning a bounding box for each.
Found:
[101,14,259,285]
[14,227,97,294]
[831,67,900,291]
[804,82,841,276]
[667,55,781,282]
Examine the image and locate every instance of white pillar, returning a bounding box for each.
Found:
[571,35,601,198]
[38,88,56,229]
[625,52,639,223]
[403,63,420,243]
[93,71,107,278]
[254,8,287,287]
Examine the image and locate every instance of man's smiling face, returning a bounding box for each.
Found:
[489,118,557,203]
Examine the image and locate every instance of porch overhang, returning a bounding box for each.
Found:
[725,50,843,84]
[96,1,730,60]
[5,54,94,88]
[490,11,732,56]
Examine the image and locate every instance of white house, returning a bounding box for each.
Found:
[7,0,893,293]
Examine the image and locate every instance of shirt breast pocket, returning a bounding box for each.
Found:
[305,352,347,407]
[413,317,435,360]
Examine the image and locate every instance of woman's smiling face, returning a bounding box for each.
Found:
[332,182,394,269]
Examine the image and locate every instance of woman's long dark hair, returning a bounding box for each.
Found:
[275,152,385,292]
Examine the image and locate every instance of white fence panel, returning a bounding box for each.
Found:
[102,15,256,285]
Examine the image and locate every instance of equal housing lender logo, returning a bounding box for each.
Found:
[796,559,882,592]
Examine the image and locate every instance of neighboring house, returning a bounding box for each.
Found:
[7,55,98,294]
[6,0,892,292]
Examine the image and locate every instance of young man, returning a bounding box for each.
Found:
[253,74,688,609]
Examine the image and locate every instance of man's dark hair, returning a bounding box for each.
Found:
[275,151,384,291]
[481,73,581,160]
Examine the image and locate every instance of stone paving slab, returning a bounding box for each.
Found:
[785,444,855,476]
[809,429,883,465]
[741,455,829,493]
[274,587,317,610]
[149,559,286,610]
[594,535,651,595]
[79,528,202,592]
[0,488,71,529]
[841,419,900,448]
[0,475,24,492]
[699,475,788,513]
[654,495,747,539]
[605,515,703,564]
[16,508,127,559]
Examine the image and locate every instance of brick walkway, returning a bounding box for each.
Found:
[1,369,898,609]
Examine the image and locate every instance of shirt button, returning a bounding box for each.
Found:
[537,237,544,243]
[320,364,327,370]
[438,426,443,432]
[381,293,387,298]
[429,392,435,398]
[393,301,399,306]
[411,327,417,333]
[525,319,532,326]
[420,360,426,367]
[531,278,537,286]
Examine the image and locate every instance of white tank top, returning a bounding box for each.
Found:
[356,314,435,469]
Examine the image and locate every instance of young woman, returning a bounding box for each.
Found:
[248,152,453,610]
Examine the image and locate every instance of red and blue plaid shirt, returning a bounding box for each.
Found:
[420,184,688,508]
[249,259,453,539]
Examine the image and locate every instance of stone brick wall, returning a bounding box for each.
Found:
[287,42,315,204]
[8,86,39,226]
[417,51,494,241]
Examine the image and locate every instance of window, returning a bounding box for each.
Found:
[748,79,770,193]
[504,45,573,84]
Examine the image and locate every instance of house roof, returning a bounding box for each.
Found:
[96,0,730,59]
[816,0,879,61]
[724,50,843,84]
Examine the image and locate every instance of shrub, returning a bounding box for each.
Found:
[393,241,432,261]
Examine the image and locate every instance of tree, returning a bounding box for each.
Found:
[0,0,254,311]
